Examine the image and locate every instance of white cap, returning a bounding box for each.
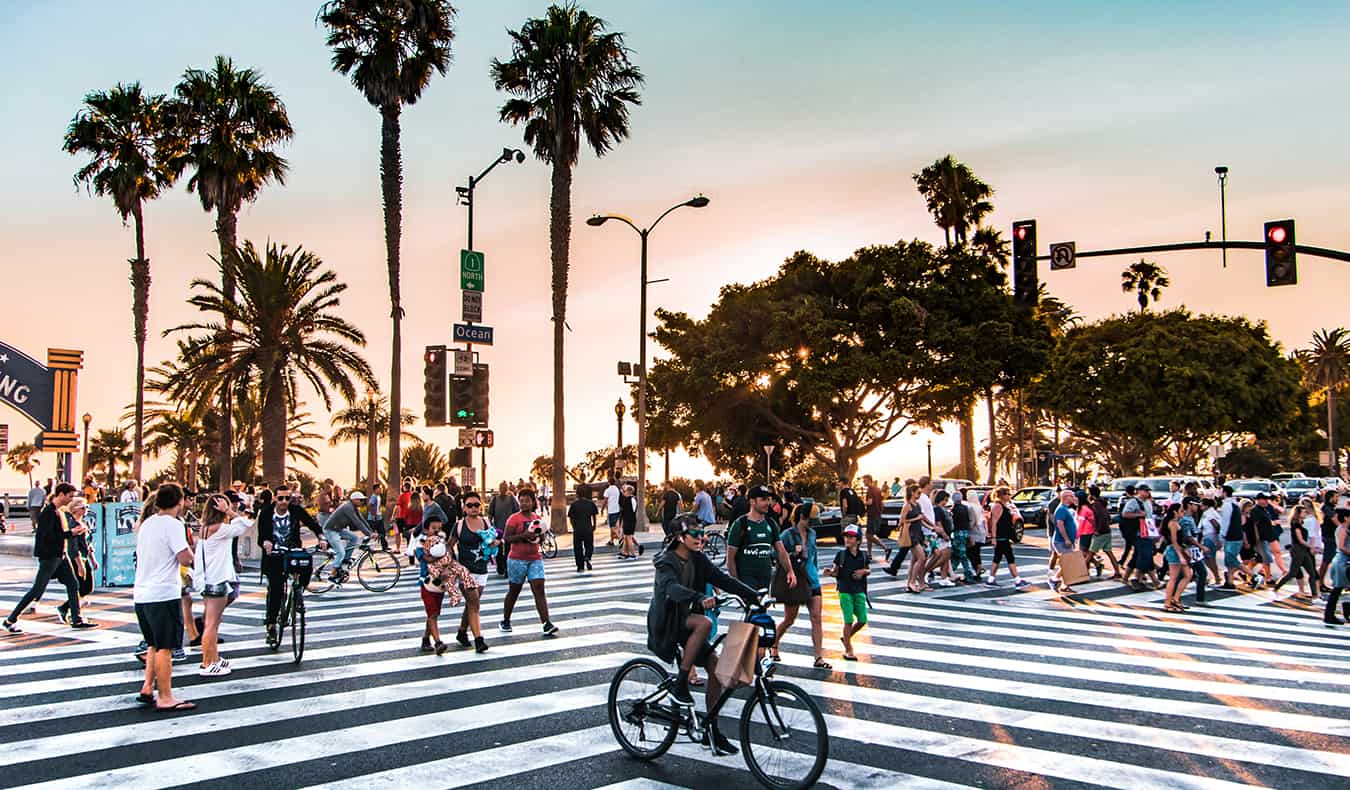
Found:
[349,491,367,501]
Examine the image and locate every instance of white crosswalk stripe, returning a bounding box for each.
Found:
[1,537,1348,789]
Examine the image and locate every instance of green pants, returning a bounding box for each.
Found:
[839,591,868,625]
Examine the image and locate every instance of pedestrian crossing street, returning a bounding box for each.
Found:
[1,536,1349,789]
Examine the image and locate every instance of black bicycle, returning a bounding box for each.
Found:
[266,550,308,663]
[307,538,402,594]
[607,595,828,789]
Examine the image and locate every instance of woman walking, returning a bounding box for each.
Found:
[1324,508,1350,625]
[883,484,930,592]
[447,491,492,653]
[60,498,97,621]
[618,484,641,559]
[770,502,830,669]
[1161,500,1196,612]
[194,494,250,676]
[1274,503,1321,600]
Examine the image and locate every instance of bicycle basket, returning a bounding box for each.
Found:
[749,611,776,647]
[285,549,313,573]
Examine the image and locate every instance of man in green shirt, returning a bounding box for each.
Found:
[726,485,795,592]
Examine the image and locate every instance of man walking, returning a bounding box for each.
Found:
[603,477,623,547]
[133,483,196,711]
[1048,489,1080,595]
[862,474,888,561]
[26,482,45,531]
[727,485,795,593]
[660,480,682,537]
[499,489,558,637]
[568,484,599,572]
[693,480,716,526]
[4,483,97,633]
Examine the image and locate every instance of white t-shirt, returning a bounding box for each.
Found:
[193,517,251,587]
[134,513,189,604]
[120,489,141,503]
[917,492,935,525]
[604,485,622,515]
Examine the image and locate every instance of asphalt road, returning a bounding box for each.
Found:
[1,534,1347,789]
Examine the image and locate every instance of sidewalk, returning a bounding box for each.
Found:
[0,520,33,558]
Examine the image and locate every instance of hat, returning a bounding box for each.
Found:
[1254,491,1269,500]
[746,485,773,499]
[1182,496,1202,508]
[349,491,367,501]
[1136,484,1151,492]
[843,525,861,538]
[1124,484,1137,494]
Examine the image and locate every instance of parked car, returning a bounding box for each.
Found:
[1281,477,1324,501]
[1228,478,1285,505]
[1323,477,1348,492]
[1271,472,1308,481]
[1011,487,1055,530]
[931,478,975,495]
[815,504,843,544]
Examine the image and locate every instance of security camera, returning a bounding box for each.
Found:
[1215,165,1228,175]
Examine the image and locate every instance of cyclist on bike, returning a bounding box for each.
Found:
[648,514,759,755]
[257,483,327,643]
[322,490,374,583]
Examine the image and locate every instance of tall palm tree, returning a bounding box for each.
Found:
[168,55,294,489]
[492,3,644,525]
[1120,259,1170,312]
[328,394,421,482]
[1298,327,1350,475]
[63,82,178,483]
[143,411,206,485]
[89,429,132,487]
[168,241,374,483]
[913,155,994,247]
[4,443,40,488]
[319,0,455,508]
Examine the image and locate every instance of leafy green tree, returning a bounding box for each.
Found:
[1030,310,1303,474]
[913,154,993,248]
[1297,327,1350,474]
[396,442,450,483]
[64,82,179,483]
[168,56,294,487]
[89,428,132,486]
[4,443,40,488]
[1120,259,1170,312]
[320,0,455,501]
[649,241,1049,480]
[168,241,374,485]
[492,3,644,526]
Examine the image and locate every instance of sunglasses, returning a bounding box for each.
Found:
[275,495,291,501]
[684,529,706,539]
[464,502,481,508]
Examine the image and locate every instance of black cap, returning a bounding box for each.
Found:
[1124,484,1137,494]
[1137,484,1151,492]
[1255,491,1270,500]
[746,485,773,499]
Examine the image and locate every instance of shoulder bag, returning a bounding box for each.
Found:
[771,529,812,605]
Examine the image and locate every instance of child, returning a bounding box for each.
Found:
[417,518,478,654]
[823,525,870,661]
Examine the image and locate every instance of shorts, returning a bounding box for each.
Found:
[936,539,951,552]
[1133,537,1157,571]
[678,619,717,668]
[1089,534,1113,553]
[134,600,184,650]
[506,558,546,585]
[1078,534,1094,552]
[842,514,860,528]
[420,586,444,618]
[608,512,621,528]
[622,521,636,536]
[908,524,925,548]
[993,540,1015,565]
[810,587,822,597]
[1163,546,1183,566]
[1255,541,1273,563]
[1052,540,1075,555]
[1203,537,1219,554]
[839,592,868,625]
[469,573,488,590]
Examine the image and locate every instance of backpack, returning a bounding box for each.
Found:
[952,501,971,532]
[1225,501,1244,540]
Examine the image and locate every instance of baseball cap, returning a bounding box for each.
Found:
[746,484,774,499]
[1136,484,1151,492]
[843,525,861,538]
[1254,491,1269,500]
[349,491,367,501]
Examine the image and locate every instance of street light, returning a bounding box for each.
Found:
[457,147,526,251]
[926,439,933,479]
[615,399,625,475]
[587,195,710,530]
[81,413,91,480]
[1215,165,1229,268]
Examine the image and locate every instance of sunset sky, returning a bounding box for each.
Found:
[3,1,1349,491]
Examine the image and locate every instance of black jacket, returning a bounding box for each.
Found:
[256,503,323,550]
[31,503,65,560]
[647,549,757,663]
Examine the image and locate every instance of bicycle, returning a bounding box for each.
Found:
[703,527,728,566]
[266,550,310,664]
[541,527,558,559]
[607,595,828,790]
[307,538,403,594]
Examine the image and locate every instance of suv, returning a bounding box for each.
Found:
[1011,487,1055,530]
[1271,472,1308,482]
[1101,477,1143,520]
[931,478,975,494]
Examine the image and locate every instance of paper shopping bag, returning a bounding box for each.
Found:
[713,621,758,689]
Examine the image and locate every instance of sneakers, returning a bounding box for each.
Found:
[498,620,513,633]
[2,619,21,634]
[71,620,99,630]
[542,622,559,637]
[474,636,489,653]
[984,577,998,587]
[585,560,593,571]
[670,674,695,706]
[265,624,278,645]
[702,725,739,756]
[56,604,70,624]
[171,648,188,662]
[934,578,955,588]
[1013,578,1030,588]
[198,661,232,677]
[882,568,898,578]
[420,638,435,653]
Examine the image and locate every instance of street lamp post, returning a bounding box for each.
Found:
[926,439,933,479]
[366,388,379,489]
[1215,165,1229,269]
[615,399,625,476]
[587,195,710,530]
[81,413,91,480]
[458,147,526,252]
[764,445,775,486]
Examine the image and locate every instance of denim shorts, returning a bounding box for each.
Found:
[506,558,546,585]
[1223,540,1244,569]
[1255,541,1273,563]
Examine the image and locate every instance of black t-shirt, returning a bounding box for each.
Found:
[994,504,1016,540]
[1290,521,1308,549]
[1249,506,1275,543]
[1223,502,1245,542]
[1092,500,1112,535]
[454,520,488,575]
[840,487,865,516]
[661,489,681,521]
[833,548,869,595]
[568,498,599,533]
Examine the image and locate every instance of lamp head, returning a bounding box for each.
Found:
[1215,165,1228,176]
[82,413,91,426]
[685,195,710,208]
[586,215,608,227]
[503,147,525,164]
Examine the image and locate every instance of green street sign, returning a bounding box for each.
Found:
[460,249,485,292]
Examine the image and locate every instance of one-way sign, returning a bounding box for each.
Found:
[453,323,494,345]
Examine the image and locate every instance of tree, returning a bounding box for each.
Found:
[320,0,455,509]
[913,154,993,248]
[168,241,374,484]
[649,241,1049,480]
[397,442,450,483]
[1030,310,1304,474]
[64,82,178,484]
[1120,259,1170,312]
[1296,327,1350,475]
[492,3,644,527]
[89,429,132,487]
[328,394,421,482]
[168,56,294,489]
[4,443,40,488]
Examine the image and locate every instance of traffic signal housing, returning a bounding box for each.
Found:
[473,429,494,448]
[423,346,447,426]
[470,363,489,427]
[1012,220,1038,307]
[449,374,474,426]
[1264,219,1296,287]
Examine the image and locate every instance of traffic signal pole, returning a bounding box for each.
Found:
[1033,239,1350,265]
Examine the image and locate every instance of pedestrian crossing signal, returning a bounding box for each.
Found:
[1264,219,1296,287]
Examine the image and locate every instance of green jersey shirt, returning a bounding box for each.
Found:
[727,514,780,585]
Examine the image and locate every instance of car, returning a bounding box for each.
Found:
[1323,477,1348,492]
[1011,487,1055,530]
[1281,477,1324,500]
[1271,472,1308,481]
[815,504,843,544]
[964,486,996,507]
[930,478,975,495]
[875,498,906,541]
[1101,477,1144,518]
[1227,478,1285,505]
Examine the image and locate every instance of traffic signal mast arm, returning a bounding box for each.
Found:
[1033,239,1350,265]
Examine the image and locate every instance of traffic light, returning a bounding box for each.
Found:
[1264,219,1296,287]
[449,374,474,426]
[473,429,494,448]
[1012,220,1038,307]
[423,346,447,426]
[470,363,490,427]
[448,447,472,467]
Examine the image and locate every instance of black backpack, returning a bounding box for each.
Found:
[952,501,971,531]
[1225,502,1244,540]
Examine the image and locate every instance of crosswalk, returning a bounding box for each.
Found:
[1,535,1348,789]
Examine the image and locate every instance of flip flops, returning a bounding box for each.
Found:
[155,701,197,713]
[136,692,155,705]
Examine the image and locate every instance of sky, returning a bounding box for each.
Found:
[3,0,1350,491]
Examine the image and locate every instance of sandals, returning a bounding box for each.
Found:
[842,653,858,661]
[136,692,155,705]
[155,701,197,713]
[813,657,832,670]
[689,675,705,687]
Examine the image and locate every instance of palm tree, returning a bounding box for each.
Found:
[395,442,450,483]
[89,429,132,487]
[319,0,455,508]
[168,241,374,484]
[492,3,644,525]
[143,411,206,485]
[913,155,994,247]
[328,394,421,482]
[1120,259,1170,312]
[4,442,40,488]
[1298,328,1350,475]
[63,82,178,484]
[168,55,294,489]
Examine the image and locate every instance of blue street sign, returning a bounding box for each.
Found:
[453,323,494,345]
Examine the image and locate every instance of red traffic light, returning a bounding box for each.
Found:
[1015,226,1028,241]
[1268,226,1287,244]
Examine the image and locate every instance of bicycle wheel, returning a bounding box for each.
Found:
[705,532,728,566]
[307,553,336,595]
[290,583,306,664]
[739,679,828,790]
[607,658,680,761]
[542,530,558,559]
[356,549,403,593]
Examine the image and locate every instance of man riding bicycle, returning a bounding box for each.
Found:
[257,483,327,643]
[322,490,376,582]
[647,514,760,755]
